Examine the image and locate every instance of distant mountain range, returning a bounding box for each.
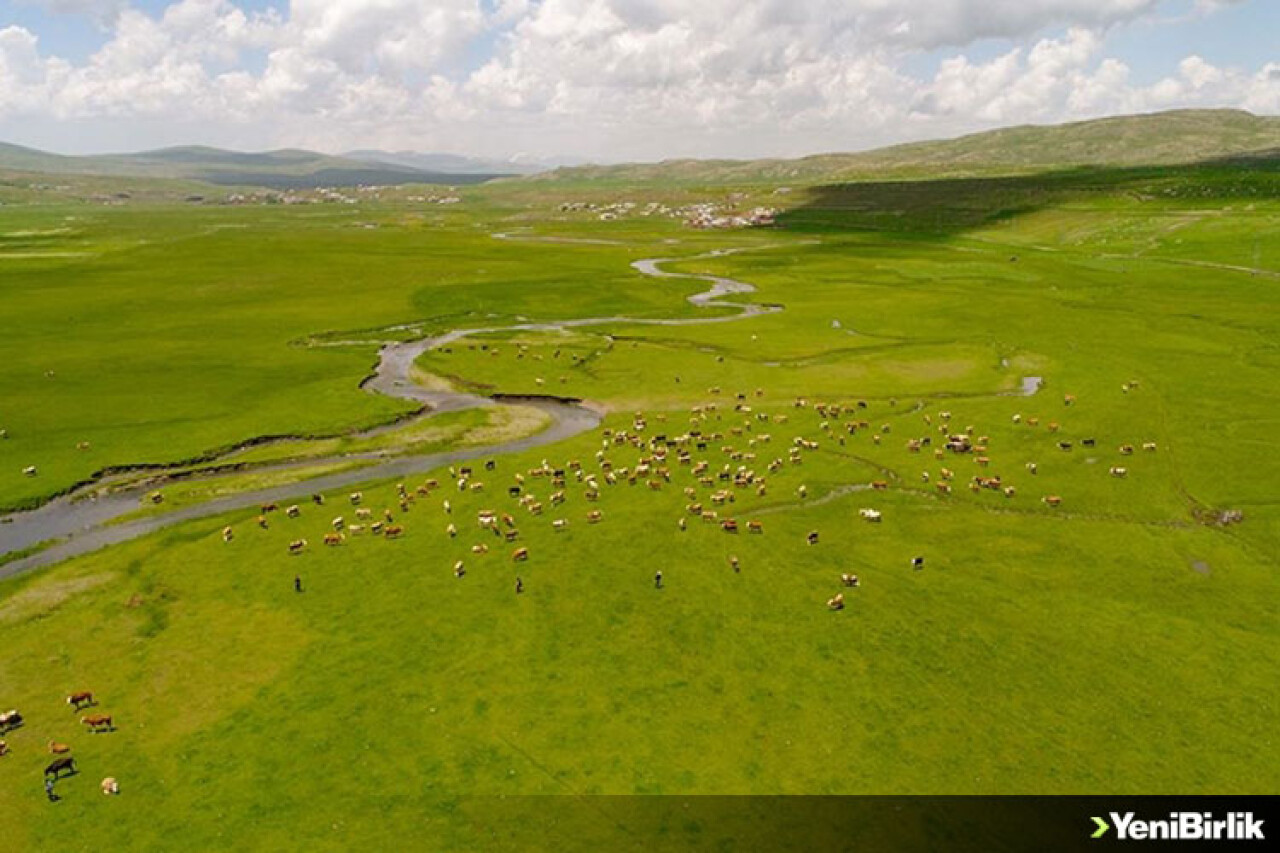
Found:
[342,150,572,176]
[0,144,515,188]
[535,109,1280,184]
[2,110,1276,190]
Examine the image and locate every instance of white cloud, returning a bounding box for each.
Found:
[0,0,1276,160]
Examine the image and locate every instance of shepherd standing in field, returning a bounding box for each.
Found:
[294,575,303,593]
[655,570,663,589]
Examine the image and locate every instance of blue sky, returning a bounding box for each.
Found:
[1,0,1276,161]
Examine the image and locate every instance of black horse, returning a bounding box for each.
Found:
[45,756,77,779]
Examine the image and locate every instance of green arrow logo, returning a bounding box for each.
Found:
[1091,816,1110,839]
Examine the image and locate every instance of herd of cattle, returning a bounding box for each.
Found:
[0,690,121,799]
[211,383,1153,615]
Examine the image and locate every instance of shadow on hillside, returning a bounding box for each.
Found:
[773,158,1279,236]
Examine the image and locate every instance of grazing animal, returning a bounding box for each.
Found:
[587,510,603,523]
[67,692,94,711]
[285,505,300,518]
[261,503,278,514]
[1119,444,1134,455]
[553,519,568,531]
[841,573,859,587]
[45,757,76,779]
[936,482,952,494]
[471,544,489,554]
[256,515,269,530]
[677,517,686,531]
[860,508,882,522]
[350,492,363,505]
[323,533,344,546]
[807,531,819,545]
[1004,486,1016,498]
[827,593,845,611]
[222,526,234,542]
[312,493,325,505]
[22,465,37,477]
[147,491,164,505]
[747,520,763,534]
[729,555,740,572]
[384,525,404,539]
[81,714,112,732]
[0,710,22,732]
[288,539,307,554]
[347,524,366,536]
[1042,495,1063,507]
[332,516,345,530]
[102,777,120,795]
[871,480,888,491]
[1109,467,1128,478]
[512,547,529,562]
[446,523,457,537]
[1143,442,1157,452]
[1025,462,1038,474]
[911,556,925,570]
[453,560,465,578]
[370,521,384,534]
[355,508,373,520]
[49,741,71,755]
[1057,441,1072,451]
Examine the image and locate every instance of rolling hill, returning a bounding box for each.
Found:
[0,143,510,188]
[534,109,1280,184]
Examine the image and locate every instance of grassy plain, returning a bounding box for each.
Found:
[1,163,1278,849]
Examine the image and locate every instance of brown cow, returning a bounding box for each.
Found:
[512,547,529,562]
[222,526,234,542]
[67,691,93,711]
[81,715,113,732]
[871,480,888,491]
[384,525,404,539]
[261,502,278,513]
[587,510,603,523]
[256,515,269,530]
[747,520,763,534]
[1042,495,1063,507]
[49,741,71,755]
[323,533,344,546]
[288,539,307,554]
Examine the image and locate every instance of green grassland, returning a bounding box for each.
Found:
[1,158,1278,849]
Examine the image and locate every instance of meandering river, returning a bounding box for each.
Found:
[0,246,776,577]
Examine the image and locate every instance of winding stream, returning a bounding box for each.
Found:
[0,246,777,577]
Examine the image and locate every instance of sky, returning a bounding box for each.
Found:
[0,0,1277,163]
